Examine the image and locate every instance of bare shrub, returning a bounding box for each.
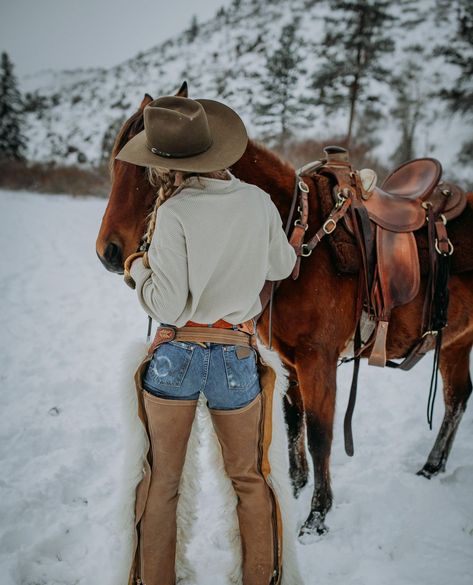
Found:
[275,136,389,180]
[0,161,110,197]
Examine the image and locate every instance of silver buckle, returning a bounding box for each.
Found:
[301,244,312,257]
[323,218,337,234]
[298,180,309,193]
[434,238,454,255]
[294,218,308,231]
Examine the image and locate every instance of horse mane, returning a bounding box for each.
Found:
[109,108,145,175]
[231,138,296,206]
[248,139,295,175]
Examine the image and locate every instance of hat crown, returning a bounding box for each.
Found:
[115,95,248,173]
[144,96,212,158]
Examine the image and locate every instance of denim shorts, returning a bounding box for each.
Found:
[142,340,261,410]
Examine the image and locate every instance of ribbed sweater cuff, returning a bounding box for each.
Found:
[129,257,151,288]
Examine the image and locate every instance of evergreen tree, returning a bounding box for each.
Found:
[256,18,308,144]
[434,1,473,163]
[0,52,26,161]
[311,0,396,146]
[100,116,126,164]
[390,58,426,164]
[186,15,200,42]
[435,0,473,115]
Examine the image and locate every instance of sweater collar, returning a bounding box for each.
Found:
[180,171,240,193]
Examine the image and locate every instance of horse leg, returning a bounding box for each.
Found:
[418,340,472,478]
[295,350,337,541]
[283,368,309,498]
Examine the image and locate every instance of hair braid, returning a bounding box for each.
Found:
[143,168,177,247]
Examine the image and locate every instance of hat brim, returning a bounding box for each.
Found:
[115,99,248,172]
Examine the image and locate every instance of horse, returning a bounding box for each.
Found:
[96,86,473,539]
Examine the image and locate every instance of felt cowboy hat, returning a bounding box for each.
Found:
[115,95,248,172]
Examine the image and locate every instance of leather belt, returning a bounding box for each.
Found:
[184,318,256,335]
[148,324,256,355]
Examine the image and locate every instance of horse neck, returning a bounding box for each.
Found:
[231,140,295,222]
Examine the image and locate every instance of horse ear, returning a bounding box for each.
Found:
[175,81,188,97]
[140,93,153,109]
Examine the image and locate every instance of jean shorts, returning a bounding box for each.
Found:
[142,340,261,410]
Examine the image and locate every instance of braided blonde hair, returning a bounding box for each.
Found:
[143,166,229,247]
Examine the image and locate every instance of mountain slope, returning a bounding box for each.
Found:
[21,0,473,183]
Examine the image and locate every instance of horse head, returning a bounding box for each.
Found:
[96,82,188,273]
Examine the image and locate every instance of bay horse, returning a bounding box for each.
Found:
[96,87,473,539]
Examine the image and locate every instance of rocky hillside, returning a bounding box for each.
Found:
[21,0,473,183]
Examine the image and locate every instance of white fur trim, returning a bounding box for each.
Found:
[257,340,304,585]
[112,341,149,585]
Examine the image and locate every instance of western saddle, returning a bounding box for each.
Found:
[287,146,466,369]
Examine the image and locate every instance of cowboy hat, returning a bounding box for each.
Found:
[115,96,248,172]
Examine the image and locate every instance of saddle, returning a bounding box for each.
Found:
[289,146,467,368]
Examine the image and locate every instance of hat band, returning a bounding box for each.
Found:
[146,139,213,159]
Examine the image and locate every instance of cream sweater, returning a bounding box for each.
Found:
[130,172,297,327]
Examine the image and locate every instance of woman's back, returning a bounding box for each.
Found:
[130,172,296,327]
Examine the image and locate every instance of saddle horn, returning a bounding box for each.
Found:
[323,145,349,163]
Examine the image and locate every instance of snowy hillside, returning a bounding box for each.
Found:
[0,189,472,584]
[20,0,473,184]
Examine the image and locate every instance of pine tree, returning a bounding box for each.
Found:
[186,15,200,42]
[390,58,426,164]
[435,0,473,115]
[434,0,473,163]
[255,18,308,144]
[0,52,26,161]
[311,0,396,146]
[100,116,126,164]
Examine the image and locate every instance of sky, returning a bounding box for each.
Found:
[0,0,228,78]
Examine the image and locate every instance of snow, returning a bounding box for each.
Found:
[20,0,473,183]
[0,189,472,585]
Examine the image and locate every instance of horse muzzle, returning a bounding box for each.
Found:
[96,241,124,274]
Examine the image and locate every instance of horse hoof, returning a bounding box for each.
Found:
[298,515,329,544]
[416,467,433,479]
[417,461,445,479]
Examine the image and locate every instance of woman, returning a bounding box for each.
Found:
[115,95,297,585]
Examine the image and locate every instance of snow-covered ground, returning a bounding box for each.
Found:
[0,190,472,585]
